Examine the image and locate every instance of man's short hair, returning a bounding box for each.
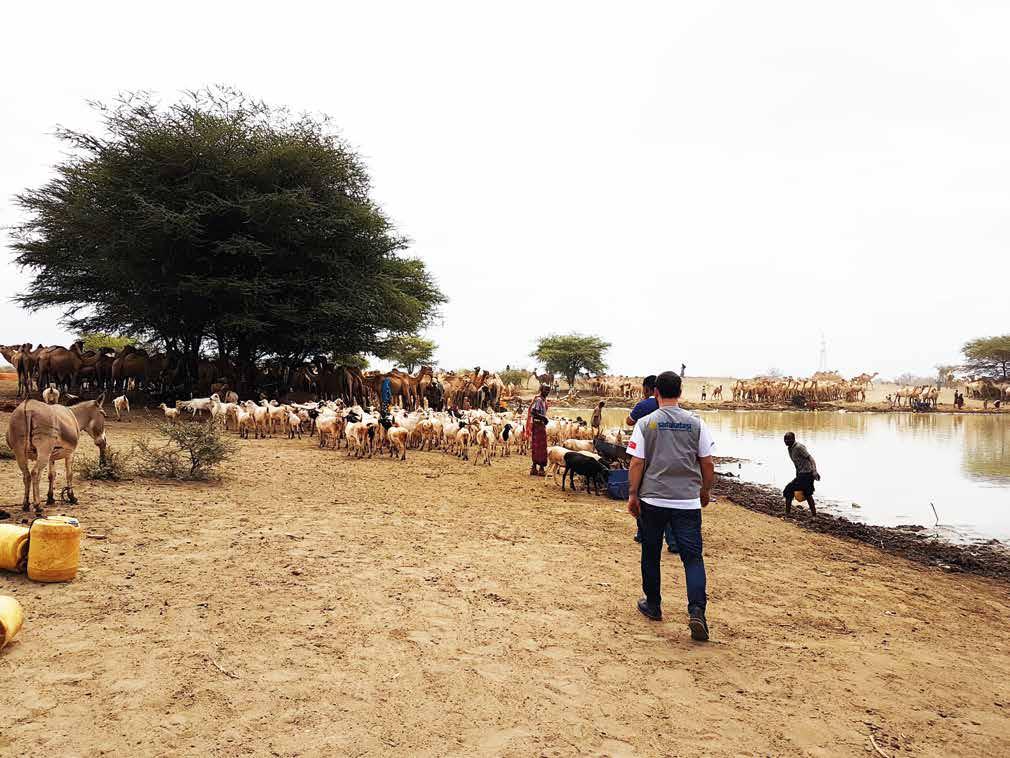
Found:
[655,371,682,399]
[642,374,658,392]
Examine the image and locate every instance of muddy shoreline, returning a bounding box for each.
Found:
[713,477,1010,582]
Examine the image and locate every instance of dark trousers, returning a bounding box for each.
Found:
[640,503,706,611]
[635,517,676,548]
[783,472,815,501]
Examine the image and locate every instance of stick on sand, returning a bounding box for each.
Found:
[869,734,890,758]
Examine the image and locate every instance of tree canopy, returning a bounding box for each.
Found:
[962,335,1010,380]
[379,334,436,373]
[531,334,610,388]
[11,87,445,390]
[332,353,369,371]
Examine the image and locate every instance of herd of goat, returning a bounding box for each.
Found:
[145,391,628,494]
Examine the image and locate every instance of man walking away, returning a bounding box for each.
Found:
[627,376,675,551]
[783,432,820,516]
[627,371,715,641]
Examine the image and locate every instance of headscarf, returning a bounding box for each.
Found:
[525,394,549,436]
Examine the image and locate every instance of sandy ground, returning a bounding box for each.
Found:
[2,412,1010,757]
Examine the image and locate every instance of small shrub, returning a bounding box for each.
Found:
[499,368,530,387]
[0,442,15,460]
[76,447,131,481]
[134,421,236,480]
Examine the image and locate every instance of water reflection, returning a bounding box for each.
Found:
[553,407,1010,540]
[962,416,1010,483]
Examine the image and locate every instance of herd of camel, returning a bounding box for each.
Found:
[573,372,884,404]
[0,341,522,412]
[4,341,1009,409]
[579,371,1010,407]
[730,372,880,404]
[1,342,183,399]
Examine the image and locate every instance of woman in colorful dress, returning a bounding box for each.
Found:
[527,383,551,475]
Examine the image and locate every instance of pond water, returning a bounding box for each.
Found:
[552,407,1010,543]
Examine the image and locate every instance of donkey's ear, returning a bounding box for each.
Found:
[95,393,106,407]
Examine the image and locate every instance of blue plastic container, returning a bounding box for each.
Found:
[607,469,629,500]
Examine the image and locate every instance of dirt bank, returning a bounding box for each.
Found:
[2,414,1009,756]
[713,477,1010,581]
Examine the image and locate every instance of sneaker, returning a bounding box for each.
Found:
[637,597,662,621]
[688,604,709,641]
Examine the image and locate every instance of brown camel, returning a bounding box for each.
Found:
[416,366,435,407]
[390,369,419,409]
[37,340,88,392]
[362,370,417,409]
[0,345,24,395]
[15,344,46,396]
[112,345,149,393]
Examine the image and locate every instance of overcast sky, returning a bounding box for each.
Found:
[2,1,1007,379]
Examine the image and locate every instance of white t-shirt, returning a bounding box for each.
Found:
[626,413,715,509]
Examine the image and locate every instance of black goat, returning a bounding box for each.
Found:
[562,451,611,495]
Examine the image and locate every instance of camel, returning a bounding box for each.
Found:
[36,341,88,392]
[965,378,1001,401]
[5,394,108,514]
[305,361,361,403]
[892,385,925,407]
[480,372,505,410]
[7,343,45,396]
[362,369,418,409]
[416,366,435,404]
[0,345,18,371]
[535,372,555,391]
[850,372,878,386]
[111,345,151,393]
[0,345,25,395]
[998,381,1010,404]
[390,369,419,409]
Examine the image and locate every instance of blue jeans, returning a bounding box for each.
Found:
[635,518,676,549]
[639,503,706,611]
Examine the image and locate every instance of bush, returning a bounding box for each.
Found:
[134,421,236,480]
[0,442,15,460]
[499,368,530,387]
[76,447,131,481]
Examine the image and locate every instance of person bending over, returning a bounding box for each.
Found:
[783,432,820,516]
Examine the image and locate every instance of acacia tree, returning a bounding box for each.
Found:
[962,335,1010,380]
[11,88,444,391]
[380,335,436,372]
[332,353,369,371]
[531,333,610,388]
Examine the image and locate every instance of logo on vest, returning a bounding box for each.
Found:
[656,421,692,431]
